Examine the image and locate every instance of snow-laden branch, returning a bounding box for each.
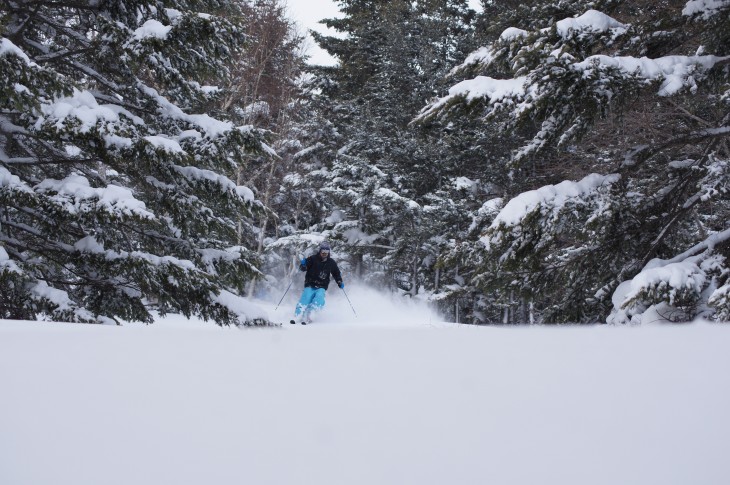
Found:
[137,82,233,138]
[683,0,730,19]
[483,173,620,242]
[609,227,730,324]
[419,54,728,124]
[35,174,155,219]
[0,38,35,65]
[575,54,730,96]
[38,89,144,132]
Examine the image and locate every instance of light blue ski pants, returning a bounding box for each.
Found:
[295,287,326,317]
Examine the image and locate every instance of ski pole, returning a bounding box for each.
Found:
[275,256,302,311]
[341,287,357,317]
[275,279,294,310]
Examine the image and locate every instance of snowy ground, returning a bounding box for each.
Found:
[1,286,729,485]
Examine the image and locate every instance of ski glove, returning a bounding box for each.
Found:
[338,282,344,289]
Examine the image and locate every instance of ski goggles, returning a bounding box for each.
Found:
[319,249,330,254]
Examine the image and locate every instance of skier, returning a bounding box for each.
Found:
[290,241,344,325]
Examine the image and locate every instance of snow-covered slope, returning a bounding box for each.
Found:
[1,309,728,485]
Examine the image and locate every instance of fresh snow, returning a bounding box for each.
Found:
[236,185,255,202]
[73,235,105,253]
[682,0,730,18]
[138,83,233,138]
[454,176,478,191]
[0,246,20,273]
[39,89,144,133]
[553,9,627,38]
[132,19,173,40]
[575,54,730,96]
[0,38,34,65]
[165,8,183,22]
[0,166,32,193]
[144,135,185,153]
[609,229,730,323]
[499,27,528,41]
[622,258,707,306]
[487,173,619,230]
[1,294,729,485]
[172,165,240,194]
[419,76,528,120]
[35,175,154,219]
[431,53,727,120]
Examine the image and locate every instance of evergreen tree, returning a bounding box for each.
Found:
[298,0,477,293]
[0,0,271,324]
[418,1,730,323]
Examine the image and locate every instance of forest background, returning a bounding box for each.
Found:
[1,0,729,325]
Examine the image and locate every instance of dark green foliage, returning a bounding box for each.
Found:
[0,0,268,324]
[419,0,730,323]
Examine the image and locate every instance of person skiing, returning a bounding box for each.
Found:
[290,241,344,325]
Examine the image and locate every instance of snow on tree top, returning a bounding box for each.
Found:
[103,134,134,149]
[451,46,495,75]
[172,165,237,193]
[423,52,728,124]
[165,8,183,22]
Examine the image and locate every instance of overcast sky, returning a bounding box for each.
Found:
[285,0,483,65]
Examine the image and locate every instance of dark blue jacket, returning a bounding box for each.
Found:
[301,254,342,290]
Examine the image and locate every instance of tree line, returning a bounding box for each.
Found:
[1,0,728,325]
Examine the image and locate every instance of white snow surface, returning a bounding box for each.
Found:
[1,293,729,485]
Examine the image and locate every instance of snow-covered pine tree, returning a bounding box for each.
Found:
[417,1,730,323]
[299,0,477,293]
[0,0,272,324]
